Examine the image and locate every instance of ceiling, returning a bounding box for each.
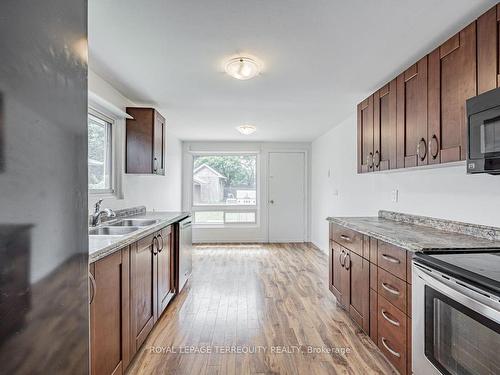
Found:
[88,0,496,142]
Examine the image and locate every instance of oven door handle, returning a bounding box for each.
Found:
[414,264,500,324]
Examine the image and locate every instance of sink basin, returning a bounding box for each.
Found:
[89,226,140,236]
[108,219,159,227]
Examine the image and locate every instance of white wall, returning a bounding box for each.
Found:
[182,142,311,243]
[311,113,500,252]
[88,70,182,212]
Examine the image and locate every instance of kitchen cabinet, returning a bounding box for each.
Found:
[477,5,500,94]
[157,225,175,316]
[396,57,428,168]
[130,233,157,355]
[357,96,374,173]
[329,241,347,307]
[125,107,165,175]
[373,80,397,171]
[428,22,476,164]
[329,225,413,374]
[89,247,130,375]
[329,239,369,334]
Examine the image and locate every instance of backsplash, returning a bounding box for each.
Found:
[379,210,500,242]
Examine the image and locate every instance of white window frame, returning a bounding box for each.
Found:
[190,152,260,228]
[88,108,121,198]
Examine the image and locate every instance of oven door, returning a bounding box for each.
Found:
[413,263,500,375]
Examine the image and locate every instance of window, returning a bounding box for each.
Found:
[88,112,113,193]
[192,154,257,225]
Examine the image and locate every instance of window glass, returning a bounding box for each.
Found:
[88,113,112,192]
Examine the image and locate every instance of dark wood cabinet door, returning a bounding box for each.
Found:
[347,251,370,333]
[130,234,158,355]
[330,241,346,307]
[90,248,130,375]
[373,80,397,171]
[477,5,500,95]
[357,96,374,173]
[428,22,476,164]
[126,108,154,174]
[157,226,174,316]
[153,112,165,175]
[397,57,428,168]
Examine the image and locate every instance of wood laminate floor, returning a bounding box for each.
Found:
[126,243,396,375]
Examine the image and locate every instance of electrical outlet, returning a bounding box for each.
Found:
[391,189,399,203]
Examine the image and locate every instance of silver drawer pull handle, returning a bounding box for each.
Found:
[381,337,401,358]
[340,234,351,242]
[381,309,400,326]
[381,282,400,295]
[89,272,96,305]
[381,254,400,264]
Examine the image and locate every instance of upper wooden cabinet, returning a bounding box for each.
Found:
[357,96,374,173]
[356,6,498,173]
[126,107,166,175]
[374,80,397,171]
[428,22,476,164]
[396,57,428,168]
[477,5,500,94]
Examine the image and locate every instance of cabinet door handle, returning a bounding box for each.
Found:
[344,253,351,270]
[367,152,374,169]
[374,150,380,168]
[429,134,439,160]
[381,337,401,358]
[339,249,345,267]
[152,236,159,255]
[89,272,96,305]
[381,309,400,326]
[340,234,351,242]
[416,138,427,161]
[381,282,400,295]
[381,254,400,264]
[157,233,164,252]
[153,157,158,172]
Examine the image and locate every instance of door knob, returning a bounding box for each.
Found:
[269,200,274,204]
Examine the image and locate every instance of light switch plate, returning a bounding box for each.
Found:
[391,189,399,203]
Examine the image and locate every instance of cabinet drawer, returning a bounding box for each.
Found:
[377,267,407,314]
[378,295,407,375]
[331,224,364,257]
[377,241,407,280]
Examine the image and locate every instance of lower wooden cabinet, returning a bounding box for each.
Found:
[329,225,413,374]
[130,233,157,355]
[90,224,177,375]
[157,225,175,316]
[89,247,130,375]
[329,241,370,333]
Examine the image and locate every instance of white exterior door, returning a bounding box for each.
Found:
[268,152,305,242]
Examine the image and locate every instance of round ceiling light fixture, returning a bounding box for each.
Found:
[236,124,257,135]
[224,56,261,80]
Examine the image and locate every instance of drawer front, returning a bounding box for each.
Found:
[378,295,407,375]
[331,224,364,257]
[377,241,407,280]
[377,267,407,314]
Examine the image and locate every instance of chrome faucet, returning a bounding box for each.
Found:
[90,199,116,227]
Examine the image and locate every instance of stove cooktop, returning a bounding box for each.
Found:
[415,250,500,295]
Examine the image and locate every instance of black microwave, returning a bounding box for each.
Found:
[466,87,500,175]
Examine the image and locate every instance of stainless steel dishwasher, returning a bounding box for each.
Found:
[178,216,192,292]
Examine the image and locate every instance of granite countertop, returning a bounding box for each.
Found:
[327,211,500,253]
[89,211,190,263]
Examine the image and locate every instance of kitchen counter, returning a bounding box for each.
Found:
[89,211,190,263]
[327,211,500,253]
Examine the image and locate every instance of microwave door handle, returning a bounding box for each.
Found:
[414,265,500,324]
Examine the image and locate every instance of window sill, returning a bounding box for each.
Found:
[193,223,259,229]
[88,190,123,200]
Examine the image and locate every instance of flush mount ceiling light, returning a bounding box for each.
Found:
[237,124,257,135]
[224,56,261,80]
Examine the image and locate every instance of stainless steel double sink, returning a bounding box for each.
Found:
[89,219,159,236]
